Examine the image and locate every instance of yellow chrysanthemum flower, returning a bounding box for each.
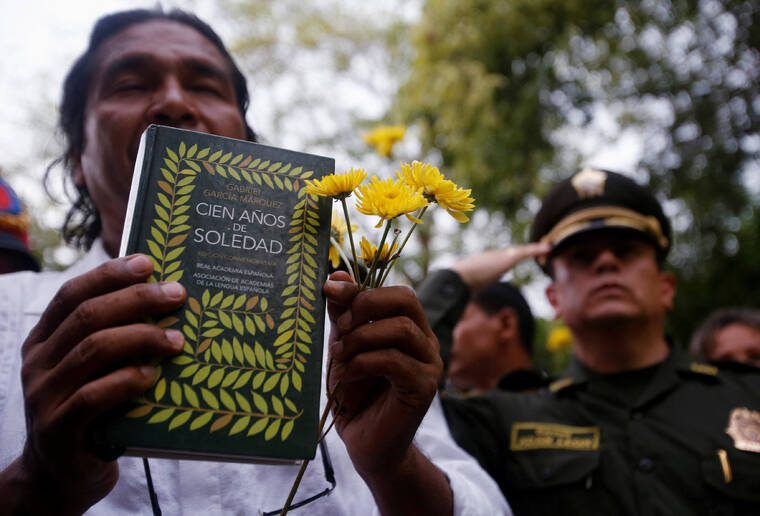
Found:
[304,168,367,199]
[397,161,475,223]
[363,125,406,158]
[546,326,573,352]
[329,210,357,268]
[355,176,429,227]
[359,236,398,267]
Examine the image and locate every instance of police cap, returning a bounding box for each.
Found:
[530,168,670,271]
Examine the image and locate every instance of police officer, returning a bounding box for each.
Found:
[440,168,760,515]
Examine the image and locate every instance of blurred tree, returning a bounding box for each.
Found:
[226,0,441,286]
[395,0,759,343]
[224,0,414,156]
[533,318,573,377]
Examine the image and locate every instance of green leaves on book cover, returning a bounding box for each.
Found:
[119,131,328,451]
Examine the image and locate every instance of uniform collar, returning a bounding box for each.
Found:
[549,346,721,404]
[497,369,551,392]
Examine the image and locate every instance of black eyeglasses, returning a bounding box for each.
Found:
[142,440,336,516]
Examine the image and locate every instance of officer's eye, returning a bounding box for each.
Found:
[567,248,595,265]
[613,243,635,258]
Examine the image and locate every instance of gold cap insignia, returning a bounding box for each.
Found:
[726,407,760,453]
[571,168,607,198]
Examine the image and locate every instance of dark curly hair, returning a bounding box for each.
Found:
[48,7,257,251]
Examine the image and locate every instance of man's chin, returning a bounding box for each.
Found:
[580,297,636,318]
[585,309,642,329]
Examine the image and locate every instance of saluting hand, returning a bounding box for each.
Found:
[449,242,550,290]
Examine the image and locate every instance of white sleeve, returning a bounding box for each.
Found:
[414,395,512,516]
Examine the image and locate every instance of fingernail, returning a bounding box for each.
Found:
[139,365,156,381]
[332,339,344,357]
[127,254,152,274]
[161,282,185,300]
[165,329,184,350]
[337,312,352,332]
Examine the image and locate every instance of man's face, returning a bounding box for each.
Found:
[74,20,248,254]
[449,302,506,390]
[710,323,760,367]
[546,231,675,330]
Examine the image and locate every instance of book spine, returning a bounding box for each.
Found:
[120,126,158,256]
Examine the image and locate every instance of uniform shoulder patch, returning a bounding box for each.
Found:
[689,362,718,377]
[548,377,575,392]
[726,407,760,453]
[510,422,600,451]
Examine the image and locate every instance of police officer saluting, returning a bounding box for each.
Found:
[441,168,760,515]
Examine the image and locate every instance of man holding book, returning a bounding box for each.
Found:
[0,8,508,515]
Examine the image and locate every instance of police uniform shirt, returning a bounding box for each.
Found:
[442,350,760,516]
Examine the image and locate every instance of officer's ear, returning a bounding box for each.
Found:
[546,283,562,318]
[658,270,676,311]
[495,308,518,341]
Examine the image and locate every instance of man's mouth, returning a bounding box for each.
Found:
[589,282,629,297]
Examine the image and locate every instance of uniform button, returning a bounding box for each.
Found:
[631,411,644,420]
[638,458,655,472]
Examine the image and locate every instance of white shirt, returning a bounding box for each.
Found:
[0,241,510,515]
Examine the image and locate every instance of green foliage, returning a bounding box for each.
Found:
[396,0,760,342]
[226,0,413,152]
[668,205,760,346]
[396,0,619,221]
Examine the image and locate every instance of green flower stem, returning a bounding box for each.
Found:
[379,206,428,286]
[330,236,355,283]
[339,198,361,285]
[362,219,393,290]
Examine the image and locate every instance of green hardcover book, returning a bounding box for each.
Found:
[97,124,333,463]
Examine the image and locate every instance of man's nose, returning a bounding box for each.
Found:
[147,77,198,127]
[591,248,620,272]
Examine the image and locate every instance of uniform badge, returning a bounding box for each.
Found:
[510,422,599,451]
[571,168,607,198]
[725,407,760,453]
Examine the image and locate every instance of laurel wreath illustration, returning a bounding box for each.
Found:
[126,141,323,443]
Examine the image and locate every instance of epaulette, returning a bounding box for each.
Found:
[548,377,576,393]
[678,361,722,383]
[688,362,719,377]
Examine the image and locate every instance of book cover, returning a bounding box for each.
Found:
[100,124,333,463]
